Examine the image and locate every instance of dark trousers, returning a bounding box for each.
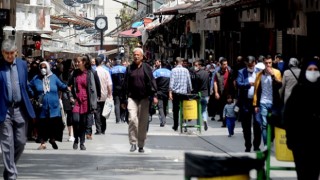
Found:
[239,100,262,151]
[158,96,168,125]
[73,113,88,144]
[172,93,184,130]
[95,101,106,133]
[38,117,64,142]
[114,95,126,123]
[217,94,227,126]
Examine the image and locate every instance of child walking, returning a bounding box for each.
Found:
[223,95,237,137]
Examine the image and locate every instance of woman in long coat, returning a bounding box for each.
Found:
[29,61,68,150]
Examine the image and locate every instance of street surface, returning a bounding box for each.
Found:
[1,110,297,180]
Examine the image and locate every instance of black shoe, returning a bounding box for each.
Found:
[73,142,78,150]
[80,144,86,150]
[101,131,105,135]
[254,148,261,151]
[218,119,223,122]
[245,148,251,152]
[172,126,177,131]
[49,140,58,150]
[211,117,216,121]
[221,125,226,128]
[204,121,208,131]
[94,132,101,135]
[130,144,137,152]
[138,148,144,153]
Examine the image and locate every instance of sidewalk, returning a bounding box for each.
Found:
[0,110,297,180]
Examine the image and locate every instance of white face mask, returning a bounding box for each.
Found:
[41,68,47,76]
[305,70,320,82]
[194,67,199,71]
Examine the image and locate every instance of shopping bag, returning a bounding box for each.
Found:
[59,99,66,128]
[102,97,114,119]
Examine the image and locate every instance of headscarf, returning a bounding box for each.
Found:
[288,58,299,67]
[39,61,53,94]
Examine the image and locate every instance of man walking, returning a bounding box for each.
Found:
[193,59,210,131]
[153,60,171,127]
[253,56,282,146]
[95,56,112,134]
[0,39,36,180]
[111,58,127,123]
[122,48,158,153]
[169,57,192,131]
[236,56,262,152]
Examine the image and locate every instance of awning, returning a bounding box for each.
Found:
[119,29,142,38]
[104,49,118,56]
[51,15,94,27]
[153,3,192,15]
[179,0,212,14]
[131,21,144,28]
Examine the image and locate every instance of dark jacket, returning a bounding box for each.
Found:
[68,69,101,112]
[122,62,157,101]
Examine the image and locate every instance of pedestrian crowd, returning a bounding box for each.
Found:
[1,38,320,180]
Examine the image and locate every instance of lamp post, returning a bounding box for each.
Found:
[115,14,123,57]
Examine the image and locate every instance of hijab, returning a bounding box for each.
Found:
[39,61,53,94]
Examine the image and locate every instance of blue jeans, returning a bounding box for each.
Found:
[226,117,236,135]
[258,103,273,145]
[200,96,209,122]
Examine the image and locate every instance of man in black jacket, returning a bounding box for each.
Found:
[122,48,158,153]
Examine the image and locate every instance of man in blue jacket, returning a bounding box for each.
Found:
[0,39,36,180]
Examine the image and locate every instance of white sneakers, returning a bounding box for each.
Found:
[68,136,75,142]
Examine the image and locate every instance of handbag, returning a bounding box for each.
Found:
[102,97,114,119]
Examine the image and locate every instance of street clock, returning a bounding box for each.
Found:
[94,16,108,31]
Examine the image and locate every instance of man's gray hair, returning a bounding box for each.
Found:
[1,39,17,51]
[133,47,143,55]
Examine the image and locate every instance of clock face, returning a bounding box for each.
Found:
[96,18,106,29]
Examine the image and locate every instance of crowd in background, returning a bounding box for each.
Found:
[15,50,320,180]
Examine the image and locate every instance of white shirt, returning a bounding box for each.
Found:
[96,66,112,101]
[260,74,273,104]
[247,70,256,99]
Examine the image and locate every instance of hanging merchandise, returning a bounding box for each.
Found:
[35,41,41,50]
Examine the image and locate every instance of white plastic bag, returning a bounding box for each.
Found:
[102,97,114,119]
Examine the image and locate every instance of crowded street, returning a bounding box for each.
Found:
[3,111,296,180]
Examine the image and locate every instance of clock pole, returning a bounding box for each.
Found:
[94,15,108,51]
[100,30,103,50]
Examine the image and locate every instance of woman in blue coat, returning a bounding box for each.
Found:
[29,61,69,150]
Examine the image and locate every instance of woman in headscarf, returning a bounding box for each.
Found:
[280,57,301,104]
[29,61,69,150]
[283,58,320,180]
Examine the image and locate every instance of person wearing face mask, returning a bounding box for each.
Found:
[29,61,69,150]
[283,58,320,180]
[236,56,262,152]
[193,59,210,131]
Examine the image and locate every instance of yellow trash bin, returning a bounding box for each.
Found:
[183,99,198,120]
[274,127,294,161]
[198,174,249,180]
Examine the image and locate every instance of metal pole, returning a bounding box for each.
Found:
[100,30,103,50]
